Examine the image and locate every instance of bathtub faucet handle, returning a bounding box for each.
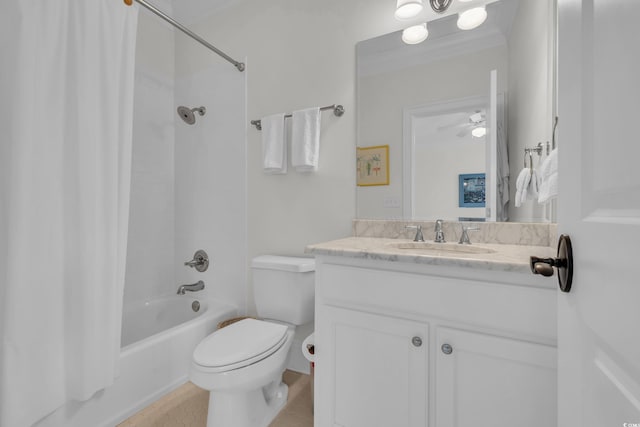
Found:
[177,280,205,295]
[184,249,209,272]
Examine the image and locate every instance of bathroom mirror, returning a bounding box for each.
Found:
[356,0,556,223]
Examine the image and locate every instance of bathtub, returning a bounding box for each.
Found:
[36,295,237,427]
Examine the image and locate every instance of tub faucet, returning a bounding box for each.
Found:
[434,219,446,243]
[177,280,205,295]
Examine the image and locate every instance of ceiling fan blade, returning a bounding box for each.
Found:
[437,122,466,131]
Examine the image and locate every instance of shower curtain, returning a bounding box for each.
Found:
[0,1,138,426]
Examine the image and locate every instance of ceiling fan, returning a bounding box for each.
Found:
[438,111,486,138]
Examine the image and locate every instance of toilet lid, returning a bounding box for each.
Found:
[193,318,288,371]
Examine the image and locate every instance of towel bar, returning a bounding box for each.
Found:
[524,142,544,175]
[250,104,344,130]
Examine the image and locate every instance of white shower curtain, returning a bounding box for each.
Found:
[0,1,138,426]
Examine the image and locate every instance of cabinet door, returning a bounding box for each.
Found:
[435,327,557,427]
[323,306,428,427]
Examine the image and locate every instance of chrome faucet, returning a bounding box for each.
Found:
[458,224,480,244]
[405,224,425,242]
[177,280,205,295]
[434,219,446,243]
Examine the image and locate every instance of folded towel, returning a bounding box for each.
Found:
[538,148,558,203]
[291,107,321,172]
[514,167,541,207]
[261,113,287,174]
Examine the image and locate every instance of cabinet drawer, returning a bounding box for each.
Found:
[317,262,556,342]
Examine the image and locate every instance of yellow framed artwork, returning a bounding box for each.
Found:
[356,145,389,186]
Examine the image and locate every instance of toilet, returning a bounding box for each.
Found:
[189,255,315,427]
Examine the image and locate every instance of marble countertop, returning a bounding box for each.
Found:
[305,237,555,274]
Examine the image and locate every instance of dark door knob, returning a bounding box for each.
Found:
[532,262,555,277]
[530,235,573,292]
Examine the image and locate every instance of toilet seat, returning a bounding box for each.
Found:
[193,318,289,373]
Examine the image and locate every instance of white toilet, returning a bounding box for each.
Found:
[189,255,315,427]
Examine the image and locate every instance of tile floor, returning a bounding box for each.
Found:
[118,370,313,427]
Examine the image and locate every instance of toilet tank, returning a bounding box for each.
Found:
[252,255,315,325]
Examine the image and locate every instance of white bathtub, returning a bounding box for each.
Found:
[121,295,219,348]
[36,295,237,427]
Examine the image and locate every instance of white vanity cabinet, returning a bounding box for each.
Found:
[313,256,557,427]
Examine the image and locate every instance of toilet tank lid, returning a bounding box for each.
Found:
[251,255,315,273]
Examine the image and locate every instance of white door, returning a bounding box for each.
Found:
[485,69,507,222]
[557,0,640,426]
[485,69,498,222]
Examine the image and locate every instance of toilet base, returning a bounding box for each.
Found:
[206,380,289,427]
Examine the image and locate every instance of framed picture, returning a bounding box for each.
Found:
[357,145,389,186]
[459,173,486,207]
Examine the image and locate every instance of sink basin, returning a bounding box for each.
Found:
[385,241,496,255]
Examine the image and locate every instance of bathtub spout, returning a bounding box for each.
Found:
[177,280,205,295]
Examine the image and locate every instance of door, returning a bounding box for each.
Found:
[557,0,640,425]
[435,327,557,427]
[322,306,428,427]
[485,69,498,222]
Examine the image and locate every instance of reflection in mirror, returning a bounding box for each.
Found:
[411,101,488,221]
[356,0,556,223]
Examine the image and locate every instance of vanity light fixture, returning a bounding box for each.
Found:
[402,23,429,44]
[457,6,488,30]
[395,0,424,20]
[472,126,487,138]
[429,0,452,13]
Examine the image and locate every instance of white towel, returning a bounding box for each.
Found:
[261,113,287,174]
[291,107,321,172]
[538,148,558,203]
[514,168,530,208]
[514,167,541,207]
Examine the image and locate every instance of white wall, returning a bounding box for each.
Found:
[415,140,487,220]
[174,64,247,311]
[507,0,554,222]
[124,10,176,304]
[357,46,508,219]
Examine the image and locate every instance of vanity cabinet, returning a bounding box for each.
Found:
[314,256,557,427]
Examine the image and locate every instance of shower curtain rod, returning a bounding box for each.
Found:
[124,0,245,72]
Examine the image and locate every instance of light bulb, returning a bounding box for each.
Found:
[395,0,424,20]
[402,23,429,45]
[472,126,487,138]
[457,6,488,30]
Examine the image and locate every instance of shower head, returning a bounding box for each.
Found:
[177,106,206,125]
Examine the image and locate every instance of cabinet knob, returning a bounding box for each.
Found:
[441,343,453,354]
[412,336,423,347]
